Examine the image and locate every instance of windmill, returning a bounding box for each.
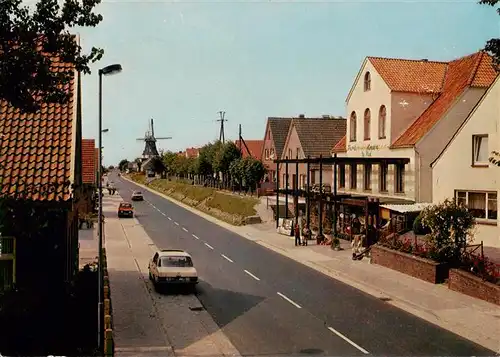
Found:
[136,118,172,160]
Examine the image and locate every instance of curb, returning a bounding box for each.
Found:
[121,176,499,352]
[102,247,114,356]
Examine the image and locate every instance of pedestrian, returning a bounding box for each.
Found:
[294,223,301,247]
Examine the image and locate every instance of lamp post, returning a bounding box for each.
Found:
[98,64,122,350]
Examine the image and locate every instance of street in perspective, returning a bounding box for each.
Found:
[0,0,499,357]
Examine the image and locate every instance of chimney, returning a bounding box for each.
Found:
[322,115,330,119]
[298,114,305,118]
[421,59,428,62]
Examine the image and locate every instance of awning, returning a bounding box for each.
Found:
[380,203,432,214]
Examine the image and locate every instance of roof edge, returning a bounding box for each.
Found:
[345,57,368,104]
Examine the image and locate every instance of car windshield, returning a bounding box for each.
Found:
[134,191,142,194]
[120,203,132,208]
[160,256,193,267]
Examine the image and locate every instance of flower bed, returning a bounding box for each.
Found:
[371,245,449,284]
[448,268,500,306]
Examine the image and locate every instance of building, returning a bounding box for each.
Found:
[261,117,293,181]
[431,75,499,248]
[0,43,83,293]
[185,147,200,159]
[234,139,264,160]
[81,139,97,214]
[281,116,346,188]
[332,51,497,205]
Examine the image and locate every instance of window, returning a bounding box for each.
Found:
[295,147,300,159]
[364,108,371,140]
[160,256,194,268]
[395,164,405,193]
[288,148,292,159]
[455,191,497,221]
[379,163,388,192]
[270,148,275,159]
[338,164,345,189]
[265,149,269,160]
[364,72,371,91]
[364,164,372,190]
[349,111,357,142]
[378,105,386,139]
[350,164,357,189]
[472,135,489,165]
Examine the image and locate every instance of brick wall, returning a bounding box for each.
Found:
[371,245,449,284]
[448,268,500,306]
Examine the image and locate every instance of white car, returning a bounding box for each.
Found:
[131,190,144,201]
[148,249,198,291]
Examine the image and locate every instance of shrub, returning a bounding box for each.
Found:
[412,214,431,235]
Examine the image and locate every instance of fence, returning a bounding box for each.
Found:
[0,236,16,293]
[102,247,114,356]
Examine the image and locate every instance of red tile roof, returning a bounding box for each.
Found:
[291,118,346,157]
[392,51,497,148]
[185,147,199,158]
[234,140,265,160]
[368,57,448,94]
[82,139,96,184]
[331,135,347,153]
[0,61,77,201]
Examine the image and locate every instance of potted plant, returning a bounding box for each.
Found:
[331,236,341,251]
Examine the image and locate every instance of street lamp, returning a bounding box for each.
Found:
[97,63,122,350]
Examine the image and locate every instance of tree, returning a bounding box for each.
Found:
[135,158,143,172]
[118,159,129,171]
[197,143,215,177]
[214,142,241,186]
[0,0,104,112]
[241,157,266,190]
[420,199,476,263]
[150,157,166,174]
[480,0,500,68]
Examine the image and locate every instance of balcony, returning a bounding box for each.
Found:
[0,236,15,260]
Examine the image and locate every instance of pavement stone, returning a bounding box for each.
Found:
[125,177,500,353]
[104,194,241,357]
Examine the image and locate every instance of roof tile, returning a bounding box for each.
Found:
[332,135,347,153]
[268,118,292,159]
[392,51,498,148]
[234,140,264,159]
[290,118,346,157]
[0,58,76,201]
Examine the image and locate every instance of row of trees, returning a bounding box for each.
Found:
[119,141,267,191]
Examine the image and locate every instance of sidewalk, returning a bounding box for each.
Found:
[78,222,97,268]
[103,194,240,357]
[126,177,500,353]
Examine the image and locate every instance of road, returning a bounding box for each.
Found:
[112,173,496,356]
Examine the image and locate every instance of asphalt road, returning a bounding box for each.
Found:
[111,174,496,356]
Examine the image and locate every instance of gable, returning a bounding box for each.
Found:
[268,118,292,159]
[281,124,302,160]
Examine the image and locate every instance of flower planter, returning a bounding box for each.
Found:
[371,245,449,284]
[448,268,500,306]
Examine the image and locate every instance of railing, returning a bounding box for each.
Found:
[0,236,15,256]
[0,236,16,293]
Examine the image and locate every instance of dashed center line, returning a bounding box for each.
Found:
[277,292,302,309]
[167,217,172,221]
[192,234,200,240]
[174,222,179,226]
[182,227,189,233]
[221,254,234,263]
[327,327,369,354]
[160,212,166,216]
[204,243,214,250]
[244,270,260,281]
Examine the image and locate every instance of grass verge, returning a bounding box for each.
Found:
[129,173,258,225]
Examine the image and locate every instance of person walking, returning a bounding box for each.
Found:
[294,223,301,247]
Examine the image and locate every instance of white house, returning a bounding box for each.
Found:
[431,75,500,248]
[332,51,498,206]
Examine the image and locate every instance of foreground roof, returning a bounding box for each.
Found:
[267,118,293,159]
[0,62,77,201]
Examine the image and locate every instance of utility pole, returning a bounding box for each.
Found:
[217,111,227,143]
[238,124,242,152]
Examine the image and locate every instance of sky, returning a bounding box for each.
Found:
[74,0,499,166]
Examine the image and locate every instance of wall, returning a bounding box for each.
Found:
[280,126,306,188]
[262,122,277,180]
[432,81,499,248]
[390,92,434,143]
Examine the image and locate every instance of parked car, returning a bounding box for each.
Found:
[117,202,134,218]
[148,249,198,291]
[131,191,144,201]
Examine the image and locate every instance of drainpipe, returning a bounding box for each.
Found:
[414,146,421,202]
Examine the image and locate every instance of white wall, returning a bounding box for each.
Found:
[432,78,500,247]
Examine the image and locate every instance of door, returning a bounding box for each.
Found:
[292,174,297,189]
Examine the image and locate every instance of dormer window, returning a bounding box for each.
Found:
[378,105,386,139]
[364,108,371,140]
[349,111,357,142]
[364,72,371,91]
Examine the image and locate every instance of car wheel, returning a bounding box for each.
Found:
[190,284,197,294]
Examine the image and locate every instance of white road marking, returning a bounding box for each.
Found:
[244,270,260,281]
[174,222,179,226]
[167,217,172,221]
[277,292,302,309]
[182,227,188,232]
[204,243,214,250]
[327,327,369,354]
[160,211,166,216]
[192,234,200,240]
[221,254,234,263]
